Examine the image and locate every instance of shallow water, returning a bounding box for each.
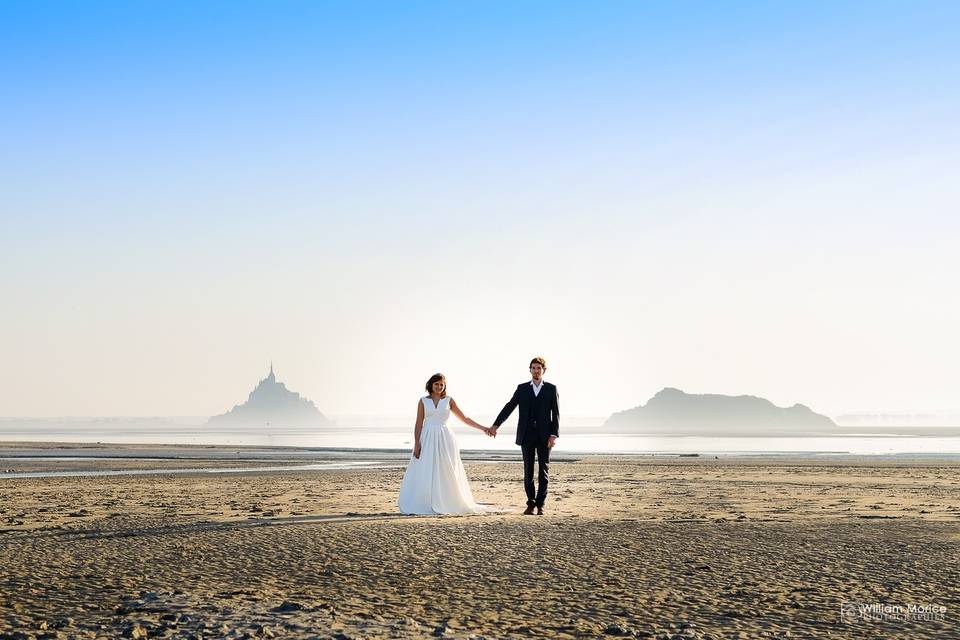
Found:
[0,460,404,480]
[3,420,960,456]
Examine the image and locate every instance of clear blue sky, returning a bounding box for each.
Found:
[2,2,958,417]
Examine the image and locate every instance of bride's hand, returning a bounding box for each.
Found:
[413,443,421,459]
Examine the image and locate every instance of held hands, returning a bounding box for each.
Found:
[483,426,497,438]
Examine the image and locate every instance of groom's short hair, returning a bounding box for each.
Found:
[529,357,547,370]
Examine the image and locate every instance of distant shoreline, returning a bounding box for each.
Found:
[4,416,960,436]
[3,440,960,465]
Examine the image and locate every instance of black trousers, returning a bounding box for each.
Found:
[521,438,551,507]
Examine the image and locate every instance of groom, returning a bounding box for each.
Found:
[492,357,559,515]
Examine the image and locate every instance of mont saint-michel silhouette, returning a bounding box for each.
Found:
[208,363,331,427]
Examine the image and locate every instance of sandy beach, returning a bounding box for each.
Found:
[1,443,958,639]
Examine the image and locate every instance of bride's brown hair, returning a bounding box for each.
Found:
[425,373,447,397]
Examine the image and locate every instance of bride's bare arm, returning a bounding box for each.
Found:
[449,398,489,432]
[413,400,425,456]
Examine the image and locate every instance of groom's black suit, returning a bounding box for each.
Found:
[493,381,559,508]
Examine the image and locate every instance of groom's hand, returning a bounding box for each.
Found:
[488,426,497,438]
[547,435,557,449]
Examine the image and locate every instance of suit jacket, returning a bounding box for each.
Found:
[493,381,559,446]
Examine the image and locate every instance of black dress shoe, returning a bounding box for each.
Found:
[536,505,544,515]
[523,505,535,515]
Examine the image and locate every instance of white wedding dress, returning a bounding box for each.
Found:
[398,396,497,515]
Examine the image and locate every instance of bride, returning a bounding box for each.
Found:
[398,373,498,515]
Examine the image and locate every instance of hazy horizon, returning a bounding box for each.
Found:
[2,370,959,424]
[3,2,958,419]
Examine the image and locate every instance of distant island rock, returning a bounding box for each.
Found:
[208,364,331,427]
[604,387,836,433]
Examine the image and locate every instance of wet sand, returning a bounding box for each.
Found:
[1,443,959,638]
